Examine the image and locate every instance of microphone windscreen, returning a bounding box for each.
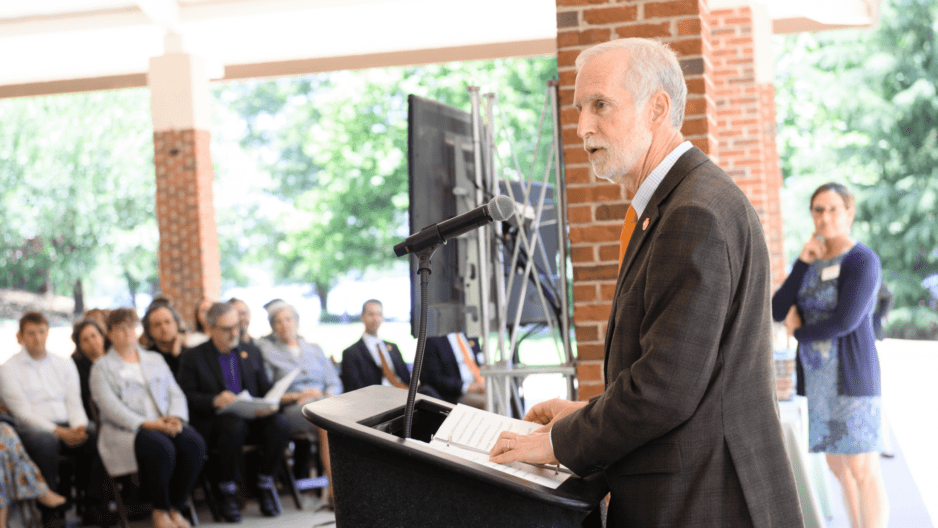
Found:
[487,195,515,222]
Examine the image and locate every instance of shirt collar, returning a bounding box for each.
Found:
[630,141,693,218]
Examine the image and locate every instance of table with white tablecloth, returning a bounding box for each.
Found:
[779,397,835,528]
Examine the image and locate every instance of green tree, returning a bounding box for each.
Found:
[0,90,157,305]
[217,58,558,313]
[775,0,938,338]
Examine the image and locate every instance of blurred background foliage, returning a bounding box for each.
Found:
[775,0,938,338]
[1,0,936,338]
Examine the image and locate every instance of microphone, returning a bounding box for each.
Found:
[394,195,514,257]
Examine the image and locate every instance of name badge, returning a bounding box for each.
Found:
[821,264,840,281]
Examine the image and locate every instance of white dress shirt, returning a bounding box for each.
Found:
[446,332,475,393]
[0,348,88,432]
[362,333,394,386]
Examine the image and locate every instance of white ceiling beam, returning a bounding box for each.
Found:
[0,7,149,38]
[0,0,375,38]
[135,0,180,32]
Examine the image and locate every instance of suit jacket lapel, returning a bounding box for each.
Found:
[234,345,258,396]
[357,338,377,368]
[138,351,167,416]
[204,343,228,392]
[604,147,711,381]
[616,148,709,288]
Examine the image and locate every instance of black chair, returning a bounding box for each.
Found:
[284,434,329,498]
[92,406,199,527]
[100,471,199,528]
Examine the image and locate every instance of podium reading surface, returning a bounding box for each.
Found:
[302,385,606,527]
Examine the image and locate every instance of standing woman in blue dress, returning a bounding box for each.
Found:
[772,182,888,528]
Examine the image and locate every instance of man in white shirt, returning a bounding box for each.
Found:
[1,311,99,522]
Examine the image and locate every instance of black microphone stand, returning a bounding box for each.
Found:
[403,245,437,439]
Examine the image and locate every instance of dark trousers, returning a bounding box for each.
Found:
[17,423,101,500]
[211,413,290,484]
[133,425,206,511]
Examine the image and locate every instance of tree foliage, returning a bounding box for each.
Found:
[0,90,157,304]
[217,58,558,312]
[775,0,938,338]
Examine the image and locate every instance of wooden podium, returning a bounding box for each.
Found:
[302,385,606,527]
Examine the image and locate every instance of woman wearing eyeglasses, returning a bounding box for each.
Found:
[91,308,206,528]
[772,182,887,528]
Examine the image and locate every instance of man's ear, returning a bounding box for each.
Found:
[15,332,23,345]
[649,90,671,126]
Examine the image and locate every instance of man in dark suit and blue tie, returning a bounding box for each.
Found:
[489,38,803,527]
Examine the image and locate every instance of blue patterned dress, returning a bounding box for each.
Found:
[797,251,883,454]
[0,422,49,507]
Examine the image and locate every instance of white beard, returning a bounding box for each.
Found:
[589,129,651,184]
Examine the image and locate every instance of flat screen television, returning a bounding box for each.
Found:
[406,95,482,338]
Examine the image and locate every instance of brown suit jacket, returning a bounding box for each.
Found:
[552,148,803,527]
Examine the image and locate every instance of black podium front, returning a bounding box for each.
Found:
[302,385,606,527]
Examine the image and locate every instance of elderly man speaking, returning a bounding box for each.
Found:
[489,38,803,527]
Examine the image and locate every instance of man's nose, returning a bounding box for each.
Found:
[577,112,594,139]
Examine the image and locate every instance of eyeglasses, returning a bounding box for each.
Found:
[811,205,846,216]
[215,324,240,334]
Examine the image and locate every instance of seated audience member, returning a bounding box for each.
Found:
[421,333,486,409]
[83,308,109,329]
[91,308,205,528]
[71,319,109,422]
[185,298,214,348]
[177,303,290,522]
[0,421,67,528]
[0,312,99,525]
[142,303,189,374]
[228,298,255,346]
[341,300,439,397]
[258,300,341,502]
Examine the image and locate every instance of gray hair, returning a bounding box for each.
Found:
[205,302,234,328]
[575,38,687,129]
[265,300,299,327]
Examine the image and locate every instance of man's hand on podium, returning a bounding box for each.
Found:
[488,430,558,466]
[525,398,588,432]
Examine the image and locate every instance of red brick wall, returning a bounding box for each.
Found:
[555,0,716,400]
[711,7,786,287]
[153,129,221,330]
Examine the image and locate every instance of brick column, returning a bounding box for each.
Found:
[555,0,717,400]
[710,4,786,287]
[149,44,221,330]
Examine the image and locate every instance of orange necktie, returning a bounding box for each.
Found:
[377,343,408,389]
[618,204,638,269]
[455,333,484,385]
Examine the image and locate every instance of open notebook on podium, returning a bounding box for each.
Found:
[425,404,573,489]
[217,369,300,419]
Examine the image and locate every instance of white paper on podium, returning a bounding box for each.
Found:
[217,369,300,419]
[425,404,572,489]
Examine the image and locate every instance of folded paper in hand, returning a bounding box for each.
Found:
[217,369,300,419]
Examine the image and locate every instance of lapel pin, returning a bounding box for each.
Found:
[643,218,650,230]
[240,351,248,359]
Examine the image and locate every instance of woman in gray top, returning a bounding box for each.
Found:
[91,308,206,528]
[258,300,341,506]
